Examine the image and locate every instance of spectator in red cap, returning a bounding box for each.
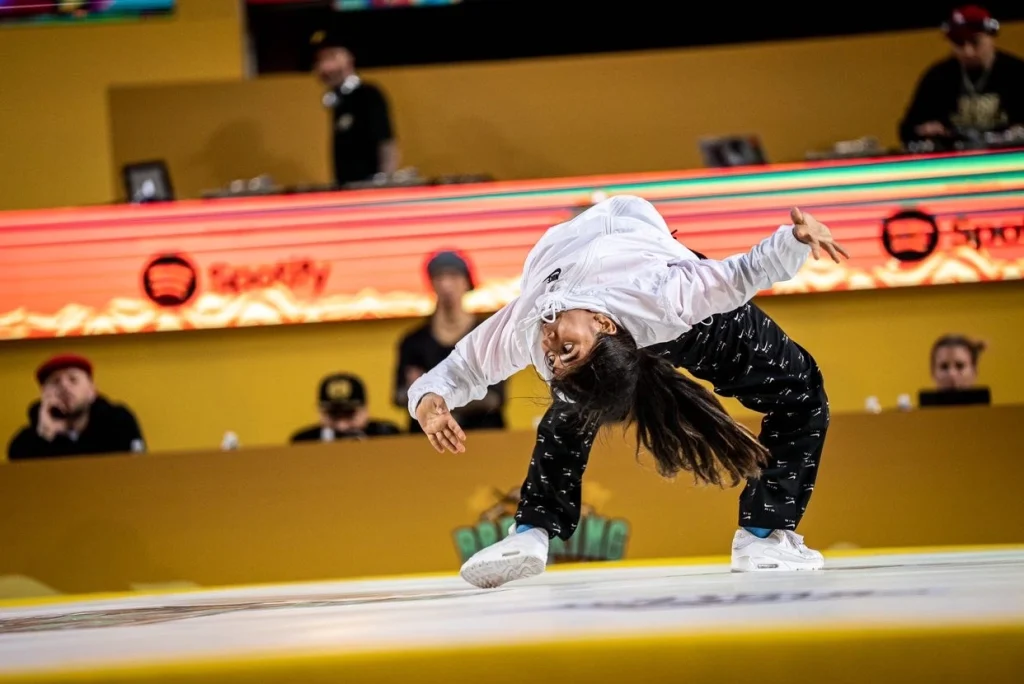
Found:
[6,354,145,461]
[899,5,1024,146]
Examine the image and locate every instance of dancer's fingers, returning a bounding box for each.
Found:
[443,427,465,453]
[426,433,444,454]
[447,417,467,444]
[809,240,821,260]
[790,207,804,225]
[833,241,851,259]
[441,427,456,450]
[435,430,458,454]
[823,242,842,263]
[434,430,454,456]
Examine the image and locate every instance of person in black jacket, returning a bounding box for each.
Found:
[312,30,399,186]
[899,6,1024,146]
[393,251,506,434]
[290,373,400,444]
[7,354,145,461]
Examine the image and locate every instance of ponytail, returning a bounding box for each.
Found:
[550,328,769,487]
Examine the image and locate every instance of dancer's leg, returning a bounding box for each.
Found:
[459,403,598,588]
[658,302,829,569]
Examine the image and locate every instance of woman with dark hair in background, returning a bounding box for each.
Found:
[931,334,986,391]
[407,196,848,588]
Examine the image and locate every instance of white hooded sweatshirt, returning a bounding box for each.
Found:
[407,195,811,419]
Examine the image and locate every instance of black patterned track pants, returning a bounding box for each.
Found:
[515,302,830,539]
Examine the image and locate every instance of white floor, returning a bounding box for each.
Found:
[0,550,1022,676]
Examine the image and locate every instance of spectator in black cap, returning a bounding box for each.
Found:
[291,372,400,444]
[311,29,399,186]
[899,5,1024,146]
[394,251,506,434]
[7,354,145,461]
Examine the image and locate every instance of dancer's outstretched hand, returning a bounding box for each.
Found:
[791,207,850,263]
[416,393,467,454]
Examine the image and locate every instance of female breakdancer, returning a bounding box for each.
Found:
[407,195,847,587]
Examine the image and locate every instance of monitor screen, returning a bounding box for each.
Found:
[0,1,174,25]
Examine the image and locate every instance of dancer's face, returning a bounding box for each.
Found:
[540,310,617,375]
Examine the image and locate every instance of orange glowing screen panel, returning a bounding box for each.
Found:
[1,150,1022,340]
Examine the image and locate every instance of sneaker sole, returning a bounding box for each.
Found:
[730,556,824,572]
[460,554,546,589]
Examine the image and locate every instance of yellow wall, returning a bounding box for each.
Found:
[1,280,1022,456]
[110,76,331,201]
[1,406,1021,594]
[108,23,1024,196]
[0,0,243,211]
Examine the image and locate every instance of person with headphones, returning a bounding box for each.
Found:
[311,30,399,186]
[899,6,1024,147]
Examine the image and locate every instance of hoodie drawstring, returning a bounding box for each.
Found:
[519,282,568,334]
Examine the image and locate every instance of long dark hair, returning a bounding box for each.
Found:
[550,327,768,487]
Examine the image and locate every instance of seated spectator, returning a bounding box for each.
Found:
[899,6,1024,146]
[919,334,991,408]
[393,251,506,433]
[291,373,400,443]
[7,354,145,461]
[931,334,986,391]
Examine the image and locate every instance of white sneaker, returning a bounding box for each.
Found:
[731,529,825,572]
[459,526,549,588]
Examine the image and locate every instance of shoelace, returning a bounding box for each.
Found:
[781,530,812,555]
[782,530,804,545]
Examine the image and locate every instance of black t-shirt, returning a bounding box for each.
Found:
[329,81,393,185]
[899,50,1024,143]
[395,321,506,433]
[290,420,401,444]
[7,396,144,461]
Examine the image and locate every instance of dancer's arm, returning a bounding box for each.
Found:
[666,208,847,326]
[408,299,529,451]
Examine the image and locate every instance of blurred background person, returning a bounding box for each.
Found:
[312,29,399,186]
[7,354,145,461]
[917,333,992,408]
[290,372,400,443]
[930,334,986,391]
[899,5,1024,145]
[394,251,506,434]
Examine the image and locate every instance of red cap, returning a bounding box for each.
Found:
[36,354,93,385]
[944,6,999,39]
